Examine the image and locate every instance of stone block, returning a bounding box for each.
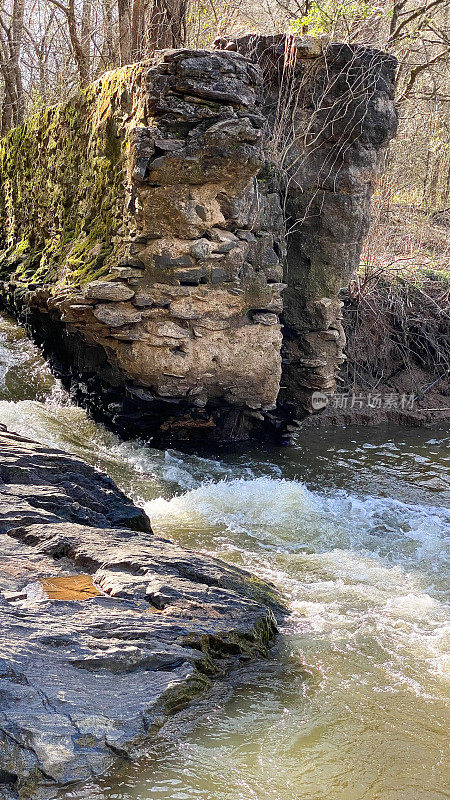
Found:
[94,303,142,327]
[85,282,136,302]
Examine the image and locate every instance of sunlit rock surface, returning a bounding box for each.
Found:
[0,427,280,797]
[218,35,398,416]
[0,49,284,444]
[0,38,397,442]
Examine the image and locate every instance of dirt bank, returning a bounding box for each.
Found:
[304,270,449,428]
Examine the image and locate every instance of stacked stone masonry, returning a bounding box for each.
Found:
[0,37,397,443]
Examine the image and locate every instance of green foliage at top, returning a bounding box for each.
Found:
[289,0,376,37]
[0,62,146,289]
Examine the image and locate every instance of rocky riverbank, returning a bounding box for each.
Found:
[0,426,281,799]
[302,275,450,428]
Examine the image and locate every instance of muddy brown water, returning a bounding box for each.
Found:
[0,312,449,800]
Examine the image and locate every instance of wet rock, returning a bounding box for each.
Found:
[0,428,281,797]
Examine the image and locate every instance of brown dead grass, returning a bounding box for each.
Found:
[357,202,450,292]
[309,203,450,426]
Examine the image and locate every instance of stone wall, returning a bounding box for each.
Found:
[0,37,397,443]
[217,35,398,419]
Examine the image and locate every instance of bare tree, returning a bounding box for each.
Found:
[147,0,188,51]
[46,0,91,84]
[117,0,131,63]
[0,0,25,133]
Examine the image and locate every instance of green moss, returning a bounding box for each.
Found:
[15,237,30,255]
[421,267,450,284]
[238,571,286,612]
[0,61,152,292]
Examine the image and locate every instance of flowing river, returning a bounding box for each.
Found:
[1,311,449,800]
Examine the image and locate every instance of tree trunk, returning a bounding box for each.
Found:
[148,0,187,52]
[62,0,90,85]
[118,0,132,65]
[10,0,25,126]
[102,0,117,68]
[427,155,441,211]
[1,83,14,136]
[81,0,92,76]
[131,0,144,59]
[442,160,450,205]
[302,0,311,34]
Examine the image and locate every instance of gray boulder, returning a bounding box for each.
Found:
[0,428,281,798]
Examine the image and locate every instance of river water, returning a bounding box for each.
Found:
[1,311,449,800]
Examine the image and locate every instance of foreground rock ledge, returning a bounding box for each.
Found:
[0,427,281,798]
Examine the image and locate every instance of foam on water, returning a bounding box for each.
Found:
[128,481,450,800]
[55,476,449,800]
[1,311,449,800]
[145,477,450,592]
[144,478,450,692]
[0,397,268,502]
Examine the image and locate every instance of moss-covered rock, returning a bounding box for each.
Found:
[0,49,288,444]
[0,39,397,442]
[0,62,143,288]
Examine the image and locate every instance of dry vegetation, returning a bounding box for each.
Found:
[337,201,450,421]
[360,202,450,288]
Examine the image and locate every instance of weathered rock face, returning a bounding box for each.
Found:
[217,35,398,416]
[0,37,397,442]
[0,427,280,797]
[0,48,285,444]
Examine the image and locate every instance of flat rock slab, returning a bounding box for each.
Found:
[0,428,280,798]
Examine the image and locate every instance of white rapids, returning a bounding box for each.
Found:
[0,311,449,800]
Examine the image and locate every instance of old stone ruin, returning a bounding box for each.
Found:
[0,34,397,445]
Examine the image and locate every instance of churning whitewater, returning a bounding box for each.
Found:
[0,312,449,800]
